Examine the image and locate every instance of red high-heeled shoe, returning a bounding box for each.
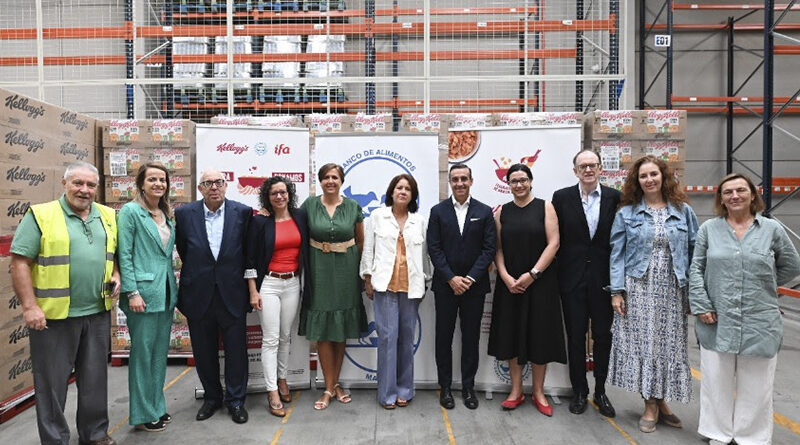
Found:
[533,395,553,417]
[500,394,525,410]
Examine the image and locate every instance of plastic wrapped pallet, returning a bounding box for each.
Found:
[305,35,345,94]
[262,36,301,83]
[173,37,208,88]
[214,36,252,89]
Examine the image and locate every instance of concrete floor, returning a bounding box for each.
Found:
[3,298,800,445]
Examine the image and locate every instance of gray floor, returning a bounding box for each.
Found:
[3,298,800,445]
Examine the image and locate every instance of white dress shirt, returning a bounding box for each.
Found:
[452,195,470,235]
[204,201,225,260]
[579,184,601,239]
[359,206,432,299]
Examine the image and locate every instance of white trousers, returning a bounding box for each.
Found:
[699,346,778,445]
[257,275,301,392]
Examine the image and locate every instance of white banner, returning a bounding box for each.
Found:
[313,133,440,387]
[450,126,581,395]
[195,125,312,392]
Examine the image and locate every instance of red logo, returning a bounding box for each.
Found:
[274,143,291,156]
[217,142,249,155]
[493,150,541,183]
[272,172,305,183]
[221,171,235,182]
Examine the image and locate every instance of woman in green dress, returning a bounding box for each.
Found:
[299,163,368,410]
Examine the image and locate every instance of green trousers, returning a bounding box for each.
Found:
[126,309,172,425]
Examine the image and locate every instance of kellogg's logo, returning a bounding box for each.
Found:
[6,201,31,218]
[109,119,139,129]
[4,94,45,119]
[216,142,249,155]
[7,294,22,310]
[59,111,89,131]
[4,129,45,153]
[8,325,29,345]
[59,142,89,160]
[8,357,32,380]
[6,166,46,186]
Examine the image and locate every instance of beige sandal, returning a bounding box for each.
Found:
[333,383,352,404]
[314,390,334,410]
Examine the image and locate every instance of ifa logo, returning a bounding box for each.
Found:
[274,143,290,156]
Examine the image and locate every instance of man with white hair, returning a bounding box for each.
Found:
[10,161,120,445]
[175,169,253,424]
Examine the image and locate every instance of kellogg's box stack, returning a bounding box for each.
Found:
[0,257,34,404]
[586,110,687,190]
[100,119,195,204]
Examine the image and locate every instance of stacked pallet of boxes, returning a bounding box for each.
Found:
[584,110,687,190]
[0,87,98,417]
[99,119,196,362]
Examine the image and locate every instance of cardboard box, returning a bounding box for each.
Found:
[304,114,353,134]
[642,110,687,139]
[169,323,192,352]
[104,175,191,203]
[451,113,494,129]
[495,112,548,127]
[247,115,303,128]
[533,111,584,126]
[1,123,96,168]
[101,119,195,148]
[401,113,446,133]
[0,87,97,146]
[353,113,392,132]
[111,325,130,351]
[641,139,686,163]
[1,198,32,234]
[586,110,641,138]
[0,351,33,402]
[600,166,685,191]
[210,115,252,126]
[103,147,192,177]
[0,162,57,201]
[594,140,638,172]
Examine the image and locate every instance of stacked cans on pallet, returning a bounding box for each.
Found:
[174,37,210,105]
[0,87,100,411]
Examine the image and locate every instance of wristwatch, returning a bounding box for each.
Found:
[528,268,541,280]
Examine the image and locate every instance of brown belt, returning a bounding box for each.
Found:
[268,270,298,279]
[310,238,355,253]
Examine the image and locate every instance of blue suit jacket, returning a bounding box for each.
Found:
[117,202,179,313]
[175,199,252,320]
[426,197,497,295]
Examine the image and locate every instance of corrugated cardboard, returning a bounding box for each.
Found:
[1,198,32,234]
[103,147,192,176]
[0,87,97,146]
[642,110,687,139]
[304,114,354,134]
[353,113,392,132]
[1,123,96,167]
[0,351,33,402]
[104,175,192,203]
[101,119,196,148]
[0,162,57,201]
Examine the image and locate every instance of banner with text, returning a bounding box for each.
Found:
[313,133,440,387]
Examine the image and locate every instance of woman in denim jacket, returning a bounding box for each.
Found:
[607,155,698,433]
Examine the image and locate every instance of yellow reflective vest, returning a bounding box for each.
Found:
[30,200,117,319]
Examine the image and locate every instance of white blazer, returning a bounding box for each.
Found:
[359,206,432,299]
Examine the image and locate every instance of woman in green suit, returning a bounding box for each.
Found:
[118,162,179,432]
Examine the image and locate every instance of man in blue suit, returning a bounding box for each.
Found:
[175,169,252,424]
[427,164,497,410]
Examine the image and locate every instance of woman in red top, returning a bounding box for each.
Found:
[244,176,311,418]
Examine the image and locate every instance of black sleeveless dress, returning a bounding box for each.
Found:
[488,198,567,365]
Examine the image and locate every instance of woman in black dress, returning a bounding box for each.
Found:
[489,163,566,416]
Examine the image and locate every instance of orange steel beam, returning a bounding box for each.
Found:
[672,96,800,103]
[685,184,800,194]
[0,49,576,67]
[0,17,615,40]
[658,106,800,114]
[174,7,539,20]
[673,3,800,10]
[649,23,800,31]
[175,98,537,111]
[775,45,800,54]
[779,287,800,299]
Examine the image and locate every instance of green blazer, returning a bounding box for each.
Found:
[118,201,178,313]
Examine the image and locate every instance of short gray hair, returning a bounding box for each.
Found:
[63,161,99,180]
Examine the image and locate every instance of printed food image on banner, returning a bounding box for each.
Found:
[195,125,311,209]
[313,133,439,386]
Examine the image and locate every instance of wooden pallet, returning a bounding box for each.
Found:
[110,352,195,367]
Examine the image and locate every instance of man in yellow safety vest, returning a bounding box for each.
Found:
[10,161,120,445]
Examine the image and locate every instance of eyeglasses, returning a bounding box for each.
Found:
[200,179,226,188]
[576,163,600,171]
[508,178,530,186]
[270,190,288,197]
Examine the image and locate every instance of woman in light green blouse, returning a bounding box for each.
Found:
[689,173,800,445]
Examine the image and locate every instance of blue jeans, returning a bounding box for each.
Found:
[373,291,420,405]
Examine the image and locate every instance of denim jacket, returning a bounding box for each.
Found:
[608,199,698,294]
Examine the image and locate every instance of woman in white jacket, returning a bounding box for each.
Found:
[360,173,432,409]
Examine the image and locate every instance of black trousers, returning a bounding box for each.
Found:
[434,288,486,389]
[187,287,249,407]
[561,280,613,395]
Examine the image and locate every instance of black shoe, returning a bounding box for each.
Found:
[594,393,616,418]
[569,392,588,414]
[462,388,479,410]
[135,420,166,432]
[439,387,455,409]
[196,401,220,421]
[228,405,249,424]
[160,413,172,424]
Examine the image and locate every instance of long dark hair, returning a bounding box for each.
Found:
[135,162,172,218]
[619,155,688,208]
[258,176,298,215]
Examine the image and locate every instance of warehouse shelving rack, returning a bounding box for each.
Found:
[0,1,625,123]
[638,1,800,214]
